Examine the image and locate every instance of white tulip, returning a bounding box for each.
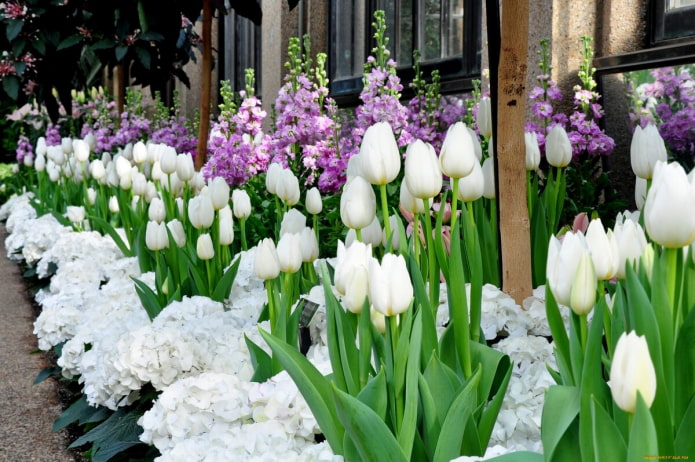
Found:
[133,141,148,164]
[305,187,323,215]
[440,122,477,179]
[232,189,252,219]
[457,160,485,202]
[108,196,120,214]
[546,232,588,306]
[188,195,215,229]
[218,205,235,246]
[266,163,283,195]
[340,176,376,230]
[276,168,300,206]
[73,139,90,162]
[176,153,195,182]
[482,157,496,199]
[196,233,215,260]
[525,131,541,171]
[208,176,230,210]
[334,240,372,296]
[167,219,186,248]
[160,146,177,175]
[545,125,573,167]
[630,124,667,180]
[146,221,169,251]
[404,140,442,200]
[280,208,306,237]
[368,253,413,316]
[609,331,657,413]
[66,206,85,224]
[359,122,401,185]
[585,218,619,281]
[476,97,492,138]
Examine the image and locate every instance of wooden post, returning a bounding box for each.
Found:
[496,0,533,303]
[195,0,213,171]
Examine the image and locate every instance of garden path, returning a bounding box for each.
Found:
[0,226,75,461]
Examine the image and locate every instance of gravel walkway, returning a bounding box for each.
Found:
[0,226,76,462]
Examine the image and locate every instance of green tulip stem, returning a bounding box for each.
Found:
[240,218,248,251]
[412,212,420,261]
[422,198,437,309]
[379,183,391,242]
[312,214,319,249]
[451,178,460,231]
[283,272,293,325]
[665,247,682,329]
[205,259,214,296]
[598,279,612,354]
[266,281,277,334]
[580,313,588,352]
[355,228,363,243]
[385,314,401,431]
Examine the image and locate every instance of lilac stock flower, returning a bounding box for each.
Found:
[45,124,61,146]
[15,135,33,164]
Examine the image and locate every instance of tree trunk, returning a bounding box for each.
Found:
[114,63,126,116]
[195,0,213,171]
[496,0,533,303]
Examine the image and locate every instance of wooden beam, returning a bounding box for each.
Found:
[195,0,212,171]
[496,0,533,303]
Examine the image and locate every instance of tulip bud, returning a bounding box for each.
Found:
[190,172,206,193]
[35,154,46,172]
[280,208,306,237]
[439,122,477,179]
[614,217,648,278]
[457,160,485,202]
[482,157,496,199]
[167,219,186,248]
[525,132,541,171]
[360,216,383,248]
[84,132,96,151]
[359,122,401,186]
[334,240,372,296]
[61,137,73,154]
[108,196,120,214]
[546,125,572,167]
[641,244,655,282]
[66,206,85,224]
[196,234,215,260]
[630,124,667,180]
[404,140,442,200]
[218,205,235,246]
[133,141,148,164]
[176,153,194,182]
[340,176,376,230]
[254,238,281,280]
[90,159,106,180]
[585,218,619,280]
[643,161,695,248]
[608,331,657,413]
[570,251,597,315]
[87,187,97,205]
[145,221,169,251]
[132,172,147,196]
[73,139,90,162]
[368,253,413,316]
[266,163,283,195]
[299,227,319,262]
[476,97,492,138]
[160,146,177,175]
[232,189,252,219]
[148,198,166,223]
[208,176,230,210]
[306,187,323,215]
[371,307,387,333]
[547,232,588,306]
[276,168,300,206]
[115,155,132,180]
[151,161,163,181]
[343,264,369,314]
[188,195,215,229]
[36,137,47,156]
[277,232,303,273]
[145,182,159,203]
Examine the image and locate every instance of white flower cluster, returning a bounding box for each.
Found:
[4,197,69,264]
[139,369,339,462]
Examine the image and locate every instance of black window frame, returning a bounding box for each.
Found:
[328,0,482,106]
[650,0,695,45]
[219,9,262,97]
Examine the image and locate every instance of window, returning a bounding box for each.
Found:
[328,0,481,103]
[652,0,695,44]
[221,11,262,95]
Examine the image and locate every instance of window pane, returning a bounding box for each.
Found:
[447,0,464,58]
[668,0,695,10]
[332,0,366,79]
[423,0,441,60]
[398,0,414,66]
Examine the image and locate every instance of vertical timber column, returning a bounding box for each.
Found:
[261,0,283,133]
[497,0,533,303]
[195,0,213,170]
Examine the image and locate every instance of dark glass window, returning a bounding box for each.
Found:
[329,0,480,103]
[221,11,262,95]
[652,0,695,44]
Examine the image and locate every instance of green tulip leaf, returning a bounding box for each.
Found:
[357,368,387,421]
[244,335,273,383]
[397,310,423,457]
[211,255,241,302]
[423,351,462,422]
[675,395,695,458]
[674,306,695,425]
[418,372,441,460]
[545,286,572,384]
[627,393,659,460]
[477,349,513,448]
[485,452,543,462]
[259,328,344,454]
[332,385,408,462]
[131,277,163,320]
[433,367,482,462]
[590,396,626,462]
[541,385,581,461]
[531,200,549,287]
